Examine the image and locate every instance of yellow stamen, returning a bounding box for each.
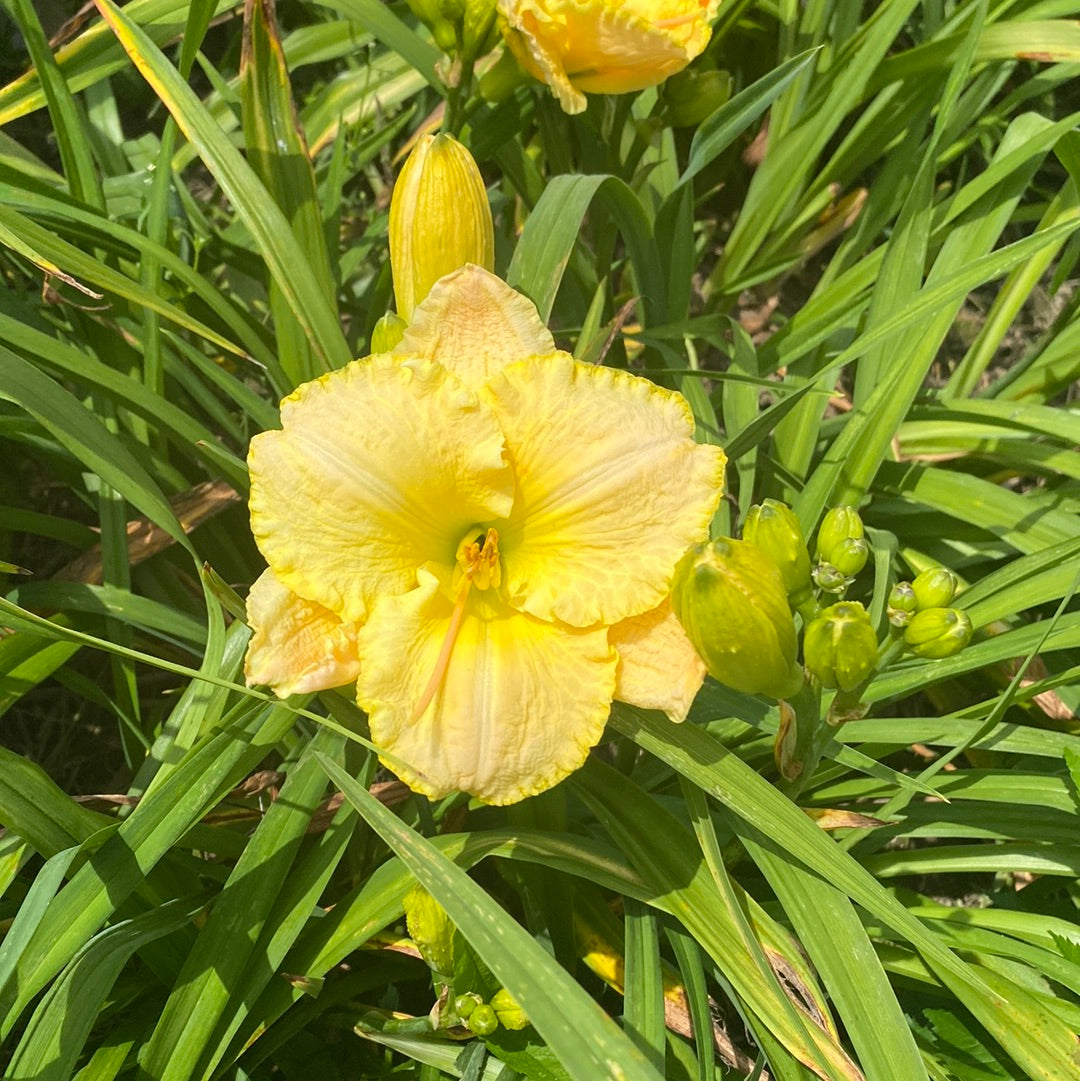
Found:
[655,13,699,28]
[410,528,500,723]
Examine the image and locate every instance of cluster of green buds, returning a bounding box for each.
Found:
[453,988,528,1034]
[812,506,870,595]
[404,0,500,61]
[888,567,972,658]
[403,883,529,1038]
[671,500,977,712]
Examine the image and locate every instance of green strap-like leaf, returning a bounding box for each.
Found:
[93,0,352,375]
[315,753,669,1081]
[0,345,190,552]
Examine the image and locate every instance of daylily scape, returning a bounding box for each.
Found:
[245,266,725,804]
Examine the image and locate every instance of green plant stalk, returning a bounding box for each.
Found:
[774,679,824,800]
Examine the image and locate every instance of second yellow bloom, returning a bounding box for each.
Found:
[498,0,719,114]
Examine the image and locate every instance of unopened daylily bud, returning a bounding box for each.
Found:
[404,0,460,51]
[742,500,811,598]
[911,567,958,611]
[804,601,878,692]
[462,0,499,58]
[389,133,494,322]
[406,0,498,57]
[904,607,972,659]
[887,581,917,627]
[660,66,732,128]
[454,992,481,1018]
[490,987,528,1030]
[812,562,849,595]
[815,506,864,563]
[671,539,803,700]
[466,1003,498,1035]
[371,312,407,353]
[829,537,869,578]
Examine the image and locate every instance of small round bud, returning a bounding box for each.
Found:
[911,568,958,611]
[371,312,407,353]
[887,582,917,628]
[490,987,528,1030]
[812,562,849,594]
[742,500,812,598]
[660,67,733,127]
[815,506,864,563]
[804,601,878,692]
[404,0,459,52]
[904,607,972,659]
[465,1003,498,1035]
[671,539,803,700]
[829,537,869,578]
[454,992,481,1019]
[405,0,497,57]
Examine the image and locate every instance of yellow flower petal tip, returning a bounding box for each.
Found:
[395,264,555,390]
[389,133,494,321]
[245,265,725,803]
[497,0,718,114]
[244,569,361,696]
[610,599,706,723]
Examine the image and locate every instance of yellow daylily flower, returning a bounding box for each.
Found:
[246,265,725,804]
[498,0,719,114]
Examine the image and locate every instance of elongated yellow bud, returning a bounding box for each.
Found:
[388,133,494,322]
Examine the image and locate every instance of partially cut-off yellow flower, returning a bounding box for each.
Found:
[388,133,495,321]
[498,0,719,114]
[246,265,724,804]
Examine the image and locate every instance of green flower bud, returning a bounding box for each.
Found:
[404,0,459,52]
[812,561,849,594]
[887,581,917,628]
[490,987,529,1030]
[815,506,864,562]
[804,601,878,692]
[829,537,869,578]
[462,0,499,58]
[671,539,803,700]
[466,1003,498,1035]
[742,500,812,598]
[479,46,530,102]
[904,607,972,659]
[660,67,733,127]
[371,312,407,353]
[405,0,498,57]
[454,992,481,1019]
[911,567,958,611]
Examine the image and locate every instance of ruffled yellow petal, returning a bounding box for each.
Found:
[485,354,726,628]
[395,265,555,391]
[357,569,617,805]
[244,568,361,696]
[609,598,706,723]
[249,355,513,625]
[498,0,714,114]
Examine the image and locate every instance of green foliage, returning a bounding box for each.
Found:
[1,1,1079,1079]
